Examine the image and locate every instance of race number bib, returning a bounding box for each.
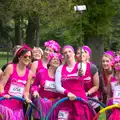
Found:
[9,83,24,97]
[58,110,69,120]
[44,81,56,92]
[88,96,100,109]
[113,90,120,104]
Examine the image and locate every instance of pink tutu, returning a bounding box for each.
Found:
[57,100,94,120]
[33,98,57,120]
[109,108,120,120]
[0,104,24,120]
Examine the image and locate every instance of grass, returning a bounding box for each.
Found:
[0,52,106,119]
[0,52,12,68]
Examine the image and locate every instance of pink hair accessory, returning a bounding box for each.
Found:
[44,40,61,53]
[47,53,62,64]
[82,45,91,56]
[62,45,74,53]
[104,50,115,58]
[17,44,32,56]
[114,55,120,71]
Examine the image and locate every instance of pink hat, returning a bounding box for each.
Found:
[82,45,91,56]
[44,40,61,53]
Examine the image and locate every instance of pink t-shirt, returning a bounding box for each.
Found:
[36,60,47,73]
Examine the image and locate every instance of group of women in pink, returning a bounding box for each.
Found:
[0,40,120,120]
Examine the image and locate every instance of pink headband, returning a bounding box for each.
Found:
[47,53,62,64]
[82,45,91,56]
[62,45,74,53]
[104,50,115,58]
[44,40,61,53]
[17,44,32,56]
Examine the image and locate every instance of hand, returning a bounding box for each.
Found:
[67,92,76,101]
[3,94,10,99]
[78,68,84,76]
[33,91,39,98]
[25,97,32,103]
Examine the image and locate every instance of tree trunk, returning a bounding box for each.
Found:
[14,15,22,45]
[35,15,40,47]
[26,16,36,47]
[85,36,104,68]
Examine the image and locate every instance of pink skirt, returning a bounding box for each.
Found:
[33,98,57,120]
[109,108,120,120]
[0,104,24,120]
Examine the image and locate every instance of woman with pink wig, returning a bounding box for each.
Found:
[107,55,120,120]
[31,53,62,120]
[31,40,61,74]
[55,45,94,120]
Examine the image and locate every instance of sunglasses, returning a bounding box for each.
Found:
[23,55,31,59]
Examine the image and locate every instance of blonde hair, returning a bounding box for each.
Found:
[32,47,43,56]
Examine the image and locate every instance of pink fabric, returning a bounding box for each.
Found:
[82,46,91,56]
[109,109,120,120]
[36,59,47,73]
[32,69,59,119]
[58,63,94,120]
[32,69,58,98]
[0,64,29,110]
[104,50,115,59]
[33,98,57,120]
[44,40,61,53]
[0,104,24,120]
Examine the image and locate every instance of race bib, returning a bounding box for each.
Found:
[8,83,24,97]
[113,90,120,104]
[44,81,56,92]
[88,96,100,109]
[58,110,69,120]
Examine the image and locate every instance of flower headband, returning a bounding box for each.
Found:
[44,40,61,53]
[17,44,32,56]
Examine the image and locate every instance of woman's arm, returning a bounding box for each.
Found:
[55,65,69,95]
[0,64,13,95]
[24,70,33,102]
[87,72,99,95]
[106,80,112,104]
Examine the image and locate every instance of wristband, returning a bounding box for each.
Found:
[64,90,69,96]
[0,92,6,97]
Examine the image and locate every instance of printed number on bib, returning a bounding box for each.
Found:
[58,110,69,120]
[44,81,56,92]
[9,83,24,97]
[88,96,100,109]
